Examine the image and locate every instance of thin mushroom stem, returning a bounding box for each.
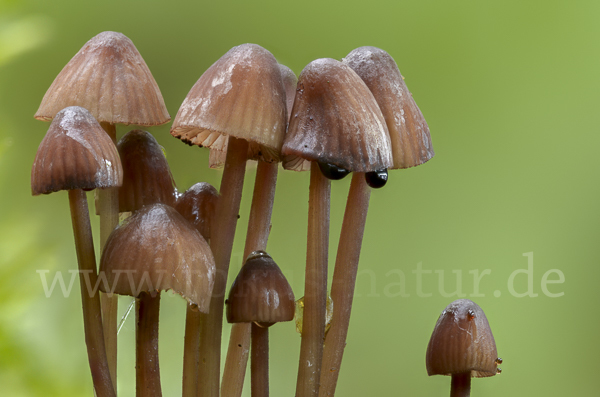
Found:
[296,161,331,397]
[222,160,278,397]
[197,136,249,397]
[136,291,162,397]
[251,323,269,397]
[450,373,471,397]
[98,121,119,393]
[68,189,116,397]
[319,172,370,396]
[182,303,201,397]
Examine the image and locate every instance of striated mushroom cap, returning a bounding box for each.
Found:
[207,62,298,169]
[171,44,287,163]
[226,251,295,327]
[281,58,392,172]
[343,47,434,169]
[174,182,219,241]
[31,106,123,195]
[35,31,170,126]
[426,299,500,378]
[99,203,215,312]
[117,130,176,212]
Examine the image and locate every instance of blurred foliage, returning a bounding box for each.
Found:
[2,0,600,396]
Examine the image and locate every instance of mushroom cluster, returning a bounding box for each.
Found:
[31,31,451,397]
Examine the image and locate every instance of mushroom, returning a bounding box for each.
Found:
[99,203,216,397]
[426,299,502,397]
[226,251,295,397]
[170,43,287,396]
[221,63,297,397]
[281,58,391,397]
[31,106,122,397]
[320,47,434,396]
[173,182,220,396]
[35,31,171,383]
[117,129,177,212]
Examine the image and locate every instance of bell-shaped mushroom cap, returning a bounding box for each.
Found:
[35,31,170,126]
[174,182,219,241]
[281,58,392,172]
[426,299,499,378]
[171,44,287,163]
[343,47,434,169]
[118,130,176,212]
[31,106,123,195]
[279,64,298,123]
[226,251,295,326]
[99,203,215,312]
[207,62,298,170]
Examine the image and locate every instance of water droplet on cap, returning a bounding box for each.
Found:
[318,162,350,180]
[365,169,388,188]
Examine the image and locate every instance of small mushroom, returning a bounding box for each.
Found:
[100,203,216,397]
[320,47,433,396]
[174,182,219,396]
[31,106,122,397]
[426,299,501,397]
[226,251,295,397]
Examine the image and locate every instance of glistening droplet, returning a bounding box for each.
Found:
[365,169,388,188]
[497,367,502,374]
[318,162,350,180]
[467,309,476,320]
[495,357,503,365]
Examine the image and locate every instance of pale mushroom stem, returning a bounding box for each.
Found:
[136,291,162,397]
[296,161,331,397]
[222,160,278,397]
[197,136,249,396]
[319,172,370,396]
[450,373,471,397]
[68,188,116,397]
[251,323,270,397]
[98,121,119,393]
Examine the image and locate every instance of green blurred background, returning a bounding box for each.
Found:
[1,0,598,395]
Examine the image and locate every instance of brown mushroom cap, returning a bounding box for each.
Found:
[174,182,219,241]
[226,251,295,326]
[99,203,215,312]
[343,46,434,169]
[117,130,176,212]
[35,31,170,126]
[281,58,392,172]
[278,64,298,123]
[207,62,298,170]
[171,43,287,163]
[426,299,499,378]
[31,106,123,195]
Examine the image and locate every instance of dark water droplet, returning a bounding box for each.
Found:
[365,169,388,188]
[467,309,476,320]
[495,357,503,364]
[318,162,350,180]
[496,367,502,374]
